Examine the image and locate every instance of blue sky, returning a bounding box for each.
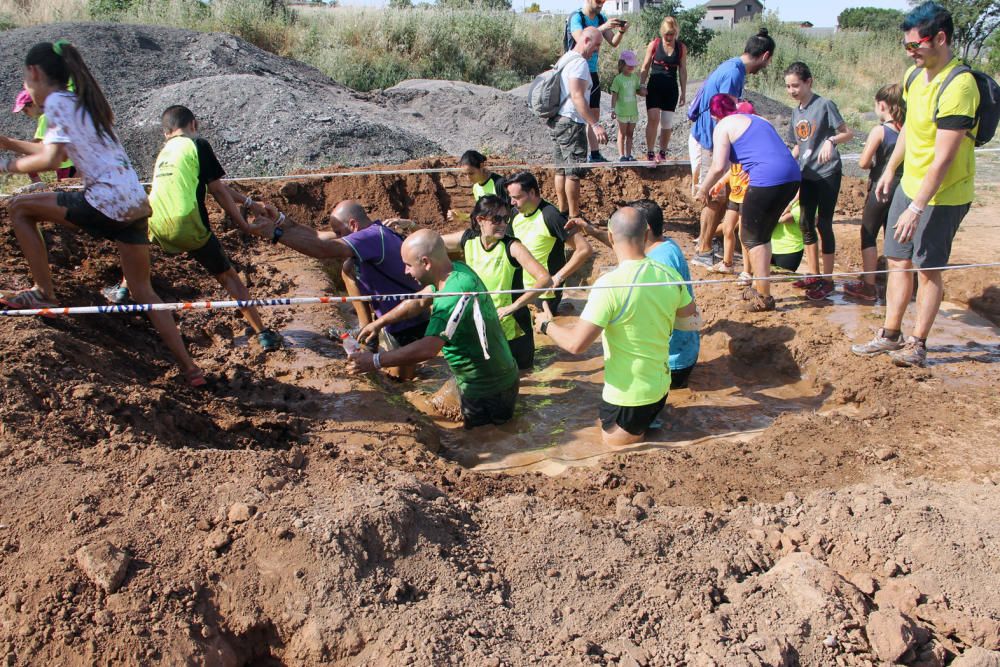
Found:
[337,0,914,29]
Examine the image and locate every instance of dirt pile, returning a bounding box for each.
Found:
[1,162,999,665]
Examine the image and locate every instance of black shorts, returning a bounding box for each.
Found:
[57,191,148,245]
[508,307,535,370]
[599,393,668,436]
[589,71,601,109]
[645,73,679,111]
[883,185,970,269]
[670,365,694,390]
[727,199,743,213]
[740,182,800,250]
[461,380,519,429]
[187,233,232,276]
[390,320,428,348]
[771,250,803,272]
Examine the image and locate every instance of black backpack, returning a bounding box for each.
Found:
[564,9,606,52]
[905,64,1000,147]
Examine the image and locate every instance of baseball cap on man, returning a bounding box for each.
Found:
[619,50,638,68]
[12,90,33,113]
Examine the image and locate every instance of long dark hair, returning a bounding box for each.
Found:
[470,195,512,235]
[25,41,116,142]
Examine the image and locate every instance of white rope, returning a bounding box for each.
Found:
[2,262,998,317]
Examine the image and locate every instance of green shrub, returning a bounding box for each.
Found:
[88,0,139,20]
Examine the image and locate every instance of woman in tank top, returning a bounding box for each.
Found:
[844,84,905,302]
[440,195,552,370]
[695,94,801,312]
[638,16,687,163]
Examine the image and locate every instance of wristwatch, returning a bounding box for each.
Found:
[540,320,551,336]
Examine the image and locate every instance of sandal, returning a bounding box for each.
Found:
[1,288,59,314]
[741,286,759,301]
[746,292,776,312]
[184,367,208,389]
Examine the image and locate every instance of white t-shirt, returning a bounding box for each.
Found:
[556,51,592,124]
[42,91,149,222]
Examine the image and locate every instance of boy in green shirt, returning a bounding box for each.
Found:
[538,207,699,446]
[108,105,280,352]
[348,229,519,429]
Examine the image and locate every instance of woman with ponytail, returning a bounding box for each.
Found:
[0,40,205,387]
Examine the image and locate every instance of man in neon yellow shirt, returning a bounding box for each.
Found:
[852,2,979,368]
[536,206,699,446]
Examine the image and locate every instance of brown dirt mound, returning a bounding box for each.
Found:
[1,160,998,666]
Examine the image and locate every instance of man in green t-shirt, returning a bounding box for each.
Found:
[350,229,520,429]
[851,2,979,368]
[537,207,699,446]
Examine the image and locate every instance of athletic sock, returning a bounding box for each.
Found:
[883,329,901,340]
[590,150,600,159]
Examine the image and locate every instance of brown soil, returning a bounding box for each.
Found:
[1,160,998,666]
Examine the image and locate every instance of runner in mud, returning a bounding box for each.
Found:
[695,93,801,312]
[567,0,628,163]
[248,200,428,380]
[10,88,75,187]
[350,229,520,429]
[549,26,609,218]
[638,16,687,163]
[852,1,979,367]
[538,206,699,446]
[103,105,281,352]
[0,40,205,387]
[505,171,593,316]
[688,28,775,269]
[843,84,905,302]
[446,150,507,223]
[438,195,552,371]
[784,61,853,301]
[567,199,701,389]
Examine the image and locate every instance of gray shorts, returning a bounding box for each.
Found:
[548,116,588,179]
[884,185,970,268]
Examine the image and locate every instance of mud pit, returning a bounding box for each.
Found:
[1,161,999,666]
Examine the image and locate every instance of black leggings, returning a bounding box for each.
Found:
[740,182,800,250]
[799,173,842,253]
[860,183,895,250]
[771,250,803,272]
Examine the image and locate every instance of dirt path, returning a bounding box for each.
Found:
[1,163,998,666]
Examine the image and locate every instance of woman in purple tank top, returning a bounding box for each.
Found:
[695,93,800,312]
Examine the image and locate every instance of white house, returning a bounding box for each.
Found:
[700,0,765,30]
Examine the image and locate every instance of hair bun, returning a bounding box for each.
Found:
[757,28,769,37]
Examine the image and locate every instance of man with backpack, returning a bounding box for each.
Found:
[852,1,996,368]
[567,0,628,163]
[549,26,609,219]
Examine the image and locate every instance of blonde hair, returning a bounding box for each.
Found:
[660,16,679,38]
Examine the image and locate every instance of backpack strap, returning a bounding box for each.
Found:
[904,66,922,94]
[933,64,977,143]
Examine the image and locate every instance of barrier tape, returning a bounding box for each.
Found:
[2,262,998,317]
[3,146,999,198]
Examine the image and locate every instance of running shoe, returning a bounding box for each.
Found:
[741,286,759,301]
[792,276,822,289]
[257,329,282,352]
[709,261,734,274]
[690,252,716,269]
[746,292,776,312]
[843,281,877,302]
[587,153,609,163]
[646,151,656,163]
[101,285,130,305]
[657,150,667,163]
[737,271,752,287]
[805,280,836,301]
[0,288,58,310]
[851,329,904,357]
[711,238,724,257]
[889,336,927,368]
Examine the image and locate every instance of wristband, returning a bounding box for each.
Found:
[907,203,924,216]
[270,212,286,244]
[243,195,253,209]
[540,320,550,336]
[372,352,382,370]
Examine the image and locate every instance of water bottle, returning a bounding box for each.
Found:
[340,331,360,354]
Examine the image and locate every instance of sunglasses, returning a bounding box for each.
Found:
[903,35,932,51]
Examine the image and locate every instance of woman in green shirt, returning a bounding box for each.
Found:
[447,150,507,223]
[442,195,552,370]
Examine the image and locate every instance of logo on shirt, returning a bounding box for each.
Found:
[794,120,814,141]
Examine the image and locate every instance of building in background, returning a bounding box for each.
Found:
[700,0,764,30]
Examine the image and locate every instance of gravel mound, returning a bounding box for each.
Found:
[0,23,440,178]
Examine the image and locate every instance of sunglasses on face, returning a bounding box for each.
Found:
[903,35,932,51]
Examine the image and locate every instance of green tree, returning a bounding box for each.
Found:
[389,0,413,7]
[436,0,512,9]
[638,0,713,57]
[909,0,1000,61]
[524,2,541,12]
[985,27,1000,74]
[837,7,904,32]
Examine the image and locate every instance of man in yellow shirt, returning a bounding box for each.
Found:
[852,1,978,368]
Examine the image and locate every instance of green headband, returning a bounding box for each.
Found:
[53,39,70,56]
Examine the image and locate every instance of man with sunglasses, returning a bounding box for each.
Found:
[851,1,979,368]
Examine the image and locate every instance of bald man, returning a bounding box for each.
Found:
[249,200,428,380]
[350,230,520,429]
[537,207,699,446]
